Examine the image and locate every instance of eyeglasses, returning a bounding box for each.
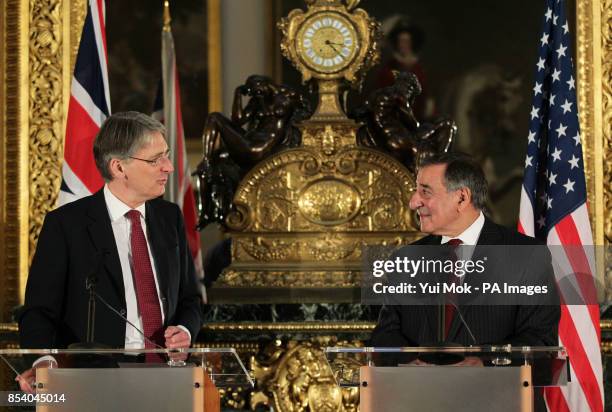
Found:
[128,150,171,167]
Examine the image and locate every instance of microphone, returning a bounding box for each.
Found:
[70,249,163,351]
[68,251,106,349]
[0,352,25,381]
[449,301,477,344]
[91,289,164,350]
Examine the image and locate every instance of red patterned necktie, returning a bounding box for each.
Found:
[445,238,463,339]
[126,210,164,362]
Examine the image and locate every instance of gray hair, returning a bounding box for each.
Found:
[93,111,166,181]
[419,152,488,210]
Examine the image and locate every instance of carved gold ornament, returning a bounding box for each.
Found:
[278,0,381,120]
[251,337,360,412]
[279,0,379,84]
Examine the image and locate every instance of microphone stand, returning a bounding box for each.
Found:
[69,252,109,350]
[419,247,470,365]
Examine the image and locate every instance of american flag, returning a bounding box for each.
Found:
[58,0,110,205]
[518,0,603,411]
[152,1,205,300]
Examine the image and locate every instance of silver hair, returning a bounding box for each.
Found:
[93,111,166,182]
[419,152,488,210]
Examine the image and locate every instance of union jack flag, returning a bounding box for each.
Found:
[58,0,110,205]
[518,0,603,410]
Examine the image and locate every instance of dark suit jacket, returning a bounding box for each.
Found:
[371,217,560,347]
[19,189,203,349]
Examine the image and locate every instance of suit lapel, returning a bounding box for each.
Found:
[86,189,125,301]
[145,201,170,315]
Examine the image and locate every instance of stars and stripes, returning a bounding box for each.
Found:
[58,0,110,205]
[152,3,205,300]
[518,1,603,411]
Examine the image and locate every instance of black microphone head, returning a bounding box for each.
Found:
[85,276,98,290]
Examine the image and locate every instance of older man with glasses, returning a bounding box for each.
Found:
[17,111,202,391]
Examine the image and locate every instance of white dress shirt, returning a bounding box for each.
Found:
[441,211,485,246]
[103,186,169,349]
[441,211,485,261]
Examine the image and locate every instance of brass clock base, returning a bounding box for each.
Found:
[207,284,361,304]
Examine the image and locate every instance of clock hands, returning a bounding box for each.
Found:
[324,40,343,57]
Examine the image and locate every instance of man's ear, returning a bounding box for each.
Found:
[457,187,472,211]
[108,158,125,180]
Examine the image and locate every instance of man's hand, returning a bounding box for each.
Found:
[164,326,191,363]
[164,326,190,349]
[16,359,57,394]
[450,356,484,367]
[406,356,484,367]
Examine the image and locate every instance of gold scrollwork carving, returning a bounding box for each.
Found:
[219,269,362,288]
[251,337,359,412]
[228,144,414,234]
[232,234,408,265]
[298,179,361,226]
[28,0,65,264]
[226,202,251,232]
[239,238,302,262]
[69,0,86,70]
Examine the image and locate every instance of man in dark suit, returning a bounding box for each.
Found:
[18,111,202,391]
[371,153,560,348]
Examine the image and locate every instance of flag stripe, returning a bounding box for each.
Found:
[90,0,111,112]
[59,162,91,201]
[59,0,110,206]
[550,220,599,327]
[71,77,106,127]
[545,386,571,412]
[64,96,105,193]
[519,186,535,237]
[156,17,205,298]
[557,305,604,412]
[571,204,597,274]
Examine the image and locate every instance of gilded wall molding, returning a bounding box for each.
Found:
[1,0,29,322]
[598,0,612,301]
[575,0,609,298]
[576,0,605,244]
[69,0,85,72]
[28,0,68,280]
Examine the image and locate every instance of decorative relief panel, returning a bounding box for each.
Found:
[251,337,360,412]
[28,0,65,261]
[228,146,415,234]
[599,0,612,301]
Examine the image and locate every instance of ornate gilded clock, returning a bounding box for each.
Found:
[279,0,380,119]
[296,11,359,74]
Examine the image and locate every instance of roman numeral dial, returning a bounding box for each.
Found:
[296,12,359,73]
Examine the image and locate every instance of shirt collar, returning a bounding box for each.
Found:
[103,185,146,222]
[441,211,485,246]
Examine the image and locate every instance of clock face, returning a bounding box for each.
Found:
[296,12,359,74]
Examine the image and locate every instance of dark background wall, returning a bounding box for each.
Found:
[106,0,207,140]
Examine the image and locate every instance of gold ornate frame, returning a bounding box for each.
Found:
[0,0,609,321]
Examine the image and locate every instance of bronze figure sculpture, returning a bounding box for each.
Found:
[354,71,456,171]
[195,75,310,228]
